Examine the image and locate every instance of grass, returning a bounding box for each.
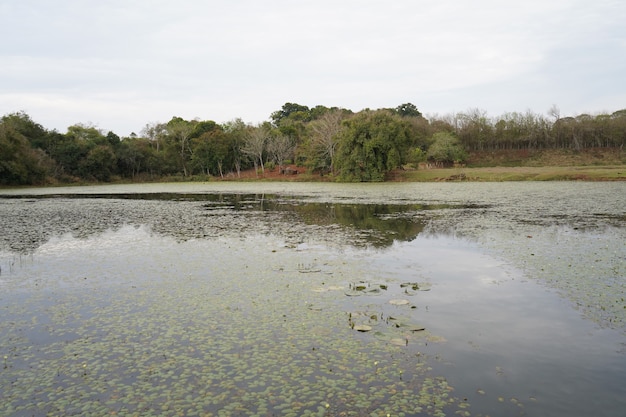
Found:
[393,165,626,182]
[392,148,626,182]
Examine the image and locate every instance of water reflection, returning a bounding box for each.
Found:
[203,195,431,245]
[0,193,454,253]
[1,185,624,417]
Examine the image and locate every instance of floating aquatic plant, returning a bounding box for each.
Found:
[0,182,624,417]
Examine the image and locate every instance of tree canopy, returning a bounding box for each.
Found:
[0,103,624,185]
[334,110,417,181]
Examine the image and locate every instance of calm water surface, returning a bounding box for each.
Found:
[0,182,624,417]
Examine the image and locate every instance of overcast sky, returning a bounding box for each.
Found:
[1,0,625,136]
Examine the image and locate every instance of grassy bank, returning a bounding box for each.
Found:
[391,149,625,181]
[391,165,626,182]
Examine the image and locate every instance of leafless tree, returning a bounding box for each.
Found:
[548,104,561,122]
[308,110,344,174]
[141,122,167,152]
[241,125,268,176]
[267,134,295,174]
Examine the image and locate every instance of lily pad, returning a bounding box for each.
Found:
[390,338,408,346]
[346,281,388,296]
[400,282,420,290]
[353,324,372,332]
[401,282,432,291]
[389,299,410,306]
[397,323,425,332]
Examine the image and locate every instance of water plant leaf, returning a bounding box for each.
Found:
[353,324,372,332]
[400,282,432,291]
[398,324,425,332]
[390,338,408,346]
[389,299,410,306]
[400,282,420,290]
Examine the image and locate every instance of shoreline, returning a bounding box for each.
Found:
[1,165,625,190]
[387,165,626,182]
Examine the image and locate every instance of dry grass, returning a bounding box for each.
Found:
[466,147,625,167]
[393,165,626,182]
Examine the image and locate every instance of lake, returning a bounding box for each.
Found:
[0,182,624,417]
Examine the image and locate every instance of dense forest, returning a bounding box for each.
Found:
[1,103,625,185]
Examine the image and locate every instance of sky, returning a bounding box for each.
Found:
[1,0,625,136]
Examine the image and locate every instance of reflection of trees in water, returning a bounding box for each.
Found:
[0,193,429,253]
[292,203,426,246]
[201,193,428,246]
[209,194,428,247]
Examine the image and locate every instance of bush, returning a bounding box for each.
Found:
[426,133,467,164]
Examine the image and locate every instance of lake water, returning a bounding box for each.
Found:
[0,182,624,417]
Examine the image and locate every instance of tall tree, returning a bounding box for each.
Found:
[141,122,167,152]
[241,125,268,176]
[79,145,117,181]
[117,137,151,179]
[165,117,196,176]
[270,102,311,126]
[307,109,344,174]
[266,134,295,174]
[0,118,48,185]
[394,103,422,118]
[191,128,232,177]
[457,108,492,151]
[334,110,414,181]
[223,118,248,177]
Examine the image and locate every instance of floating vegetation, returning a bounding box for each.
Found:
[344,281,389,296]
[401,281,432,294]
[0,182,624,417]
[0,230,470,417]
[390,337,408,346]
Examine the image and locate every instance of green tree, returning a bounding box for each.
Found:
[223,118,249,177]
[426,132,467,165]
[117,137,150,178]
[0,119,48,185]
[66,123,105,143]
[270,102,311,126]
[79,145,117,181]
[165,117,196,176]
[334,110,414,182]
[50,134,89,179]
[191,128,233,177]
[0,112,57,184]
[1,112,48,149]
[106,131,121,148]
[394,102,422,118]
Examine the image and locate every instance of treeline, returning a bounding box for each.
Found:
[1,103,625,185]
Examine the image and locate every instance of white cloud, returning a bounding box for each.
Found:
[1,0,625,134]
